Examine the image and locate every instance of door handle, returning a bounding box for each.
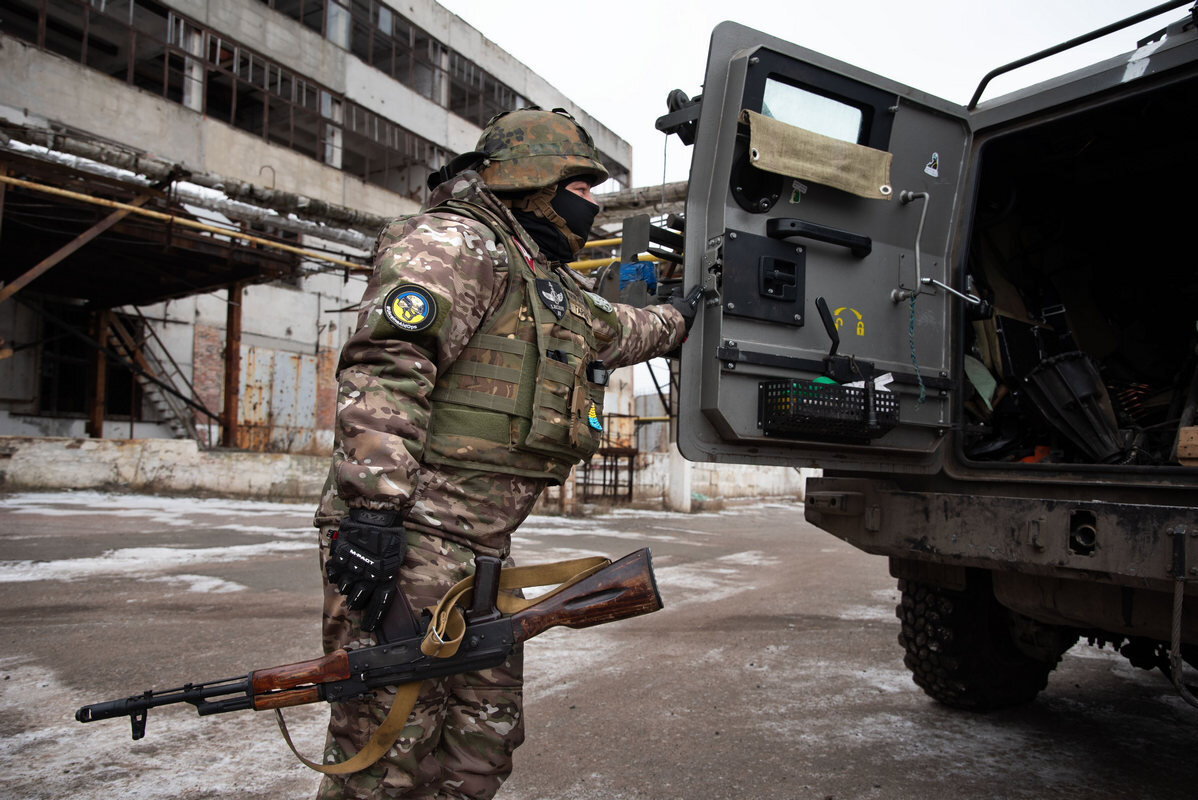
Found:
[767,218,872,258]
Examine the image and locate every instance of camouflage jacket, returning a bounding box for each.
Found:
[315,173,685,553]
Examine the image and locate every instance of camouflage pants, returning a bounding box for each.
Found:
[316,527,524,800]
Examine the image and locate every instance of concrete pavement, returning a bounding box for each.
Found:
[1,492,1196,799]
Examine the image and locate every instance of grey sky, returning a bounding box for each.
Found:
[437,0,1180,186]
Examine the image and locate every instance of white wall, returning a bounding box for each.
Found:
[0,436,814,508]
[634,450,814,509]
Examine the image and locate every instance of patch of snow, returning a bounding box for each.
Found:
[0,542,309,583]
[838,604,899,622]
[2,491,313,518]
[147,574,248,594]
[0,658,325,800]
[716,550,778,567]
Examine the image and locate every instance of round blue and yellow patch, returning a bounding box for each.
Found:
[382,285,438,333]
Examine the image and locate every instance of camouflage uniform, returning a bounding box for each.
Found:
[313,170,685,799]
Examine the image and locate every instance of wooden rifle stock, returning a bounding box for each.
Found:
[511,548,662,642]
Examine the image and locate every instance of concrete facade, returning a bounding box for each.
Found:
[0,2,799,510]
[0,0,630,450]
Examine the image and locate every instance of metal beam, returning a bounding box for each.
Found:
[220,283,244,449]
[87,310,112,439]
[0,174,365,271]
[0,193,152,305]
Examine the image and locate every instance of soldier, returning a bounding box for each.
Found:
[313,107,695,799]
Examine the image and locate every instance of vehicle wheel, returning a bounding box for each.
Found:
[895,571,1075,711]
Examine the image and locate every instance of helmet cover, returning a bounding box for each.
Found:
[476,107,609,191]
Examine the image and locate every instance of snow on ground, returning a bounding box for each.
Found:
[0,542,312,584]
[0,656,326,800]
[0,492,314,592]
[0,493,799,606]
[1,490,315,520]
[6,493,1193,799]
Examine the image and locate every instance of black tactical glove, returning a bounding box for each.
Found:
[668,285,705,334]
[326,508,407,632]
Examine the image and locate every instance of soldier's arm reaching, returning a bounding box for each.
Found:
[586,292,689,368]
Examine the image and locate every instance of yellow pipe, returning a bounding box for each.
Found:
[569,253,658,271]
[0,174,366,271]
[4,175,656,276]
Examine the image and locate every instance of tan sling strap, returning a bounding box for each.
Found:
[276,555,610,774]
[274,680,421,775]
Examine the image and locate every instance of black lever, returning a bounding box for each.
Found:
[815,297,859,384]
[768,218,872,258]
[815,296,840,358]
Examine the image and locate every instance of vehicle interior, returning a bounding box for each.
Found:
[960,73,1198,469]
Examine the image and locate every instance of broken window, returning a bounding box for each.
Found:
[0,1,472,199]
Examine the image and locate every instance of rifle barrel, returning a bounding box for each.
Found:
[75,675,254,738]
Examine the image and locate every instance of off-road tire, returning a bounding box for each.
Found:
[896,571,1072,711]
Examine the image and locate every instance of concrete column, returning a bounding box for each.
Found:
[665,444,692,513]
[181,27,204,113]
[322,94,343,169]
[664,357,691,512]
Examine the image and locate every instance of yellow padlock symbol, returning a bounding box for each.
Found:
[834,307,864,336]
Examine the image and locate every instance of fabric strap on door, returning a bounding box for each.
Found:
[275,555,610,775]
[739,109,893,200]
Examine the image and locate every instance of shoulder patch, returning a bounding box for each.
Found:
[382,285,439,333]
[585,291,614,314]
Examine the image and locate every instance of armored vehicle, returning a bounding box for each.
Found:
[662,3,1198,709]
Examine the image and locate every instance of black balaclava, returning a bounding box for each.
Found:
[508,180,600,263]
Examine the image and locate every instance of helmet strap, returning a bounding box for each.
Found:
[426,151,489,192]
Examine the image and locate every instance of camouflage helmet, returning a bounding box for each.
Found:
[476,107,609,191]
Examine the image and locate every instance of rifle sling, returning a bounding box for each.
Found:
[274,681,421,775]
[276,555,610,774]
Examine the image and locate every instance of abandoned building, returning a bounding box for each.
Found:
[0,0,804,508]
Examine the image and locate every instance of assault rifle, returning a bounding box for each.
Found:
[76,548,661,742]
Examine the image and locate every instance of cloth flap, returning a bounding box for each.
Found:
[739,109,893,200]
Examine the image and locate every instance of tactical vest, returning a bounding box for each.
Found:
[422,199,615,483]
